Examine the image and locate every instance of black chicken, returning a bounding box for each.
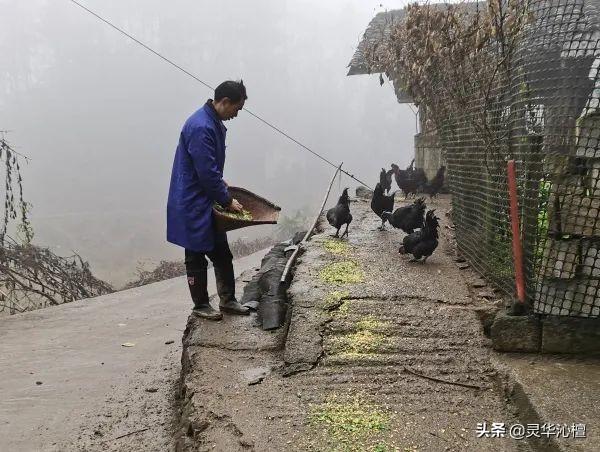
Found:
[399,209,440,262]
[370,182,395,230]
[326,188,352,238]
[421,166,446,199]
[381,197,426,234]
[391,161,428,198]
[390,163,407,195]
[413,167,428,190]
[379,168,393,194]
[387,168,395,188]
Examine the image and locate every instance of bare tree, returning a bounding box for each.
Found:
[0,134,113,314]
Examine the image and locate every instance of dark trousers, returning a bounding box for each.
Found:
[185,233,236,308]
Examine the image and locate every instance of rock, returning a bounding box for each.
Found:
[541,317,600,353]
[457,263,470,270]
[239,438,255,448]
[292,230,308,244]
[471,281,486,288]
[189,419,210,435]
[490,311,541,352]
[35,381,43,385]
[165,340,175,345]
[240,367,270,385]
[240,243,290,330]
[355,186,373,198]
[248,376,264,386]
[145,388,159,393]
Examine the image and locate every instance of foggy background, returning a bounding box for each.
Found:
[0,0,416,287]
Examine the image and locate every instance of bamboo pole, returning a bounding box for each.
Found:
[280,163,344,283]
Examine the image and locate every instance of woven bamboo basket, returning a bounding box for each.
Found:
[213,186,281,232]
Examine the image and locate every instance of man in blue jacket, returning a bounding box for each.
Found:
[167,80,250,320]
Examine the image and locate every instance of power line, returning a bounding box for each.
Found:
[66,0,373,190]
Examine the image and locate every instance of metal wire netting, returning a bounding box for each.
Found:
[443,0,600,317]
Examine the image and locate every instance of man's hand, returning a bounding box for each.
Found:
[228,198,243,213]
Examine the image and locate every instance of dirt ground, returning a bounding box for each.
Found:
[178,194,535,452]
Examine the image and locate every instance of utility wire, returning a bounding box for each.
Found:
[67,0,373,190]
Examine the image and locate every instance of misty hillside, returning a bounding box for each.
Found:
[0,0,416,286]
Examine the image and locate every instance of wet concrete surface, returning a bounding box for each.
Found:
[0,249,268,452]
[177,193,600,452]
[284,195,527,451]
[178,194,533,451]
[495,354,600,451]
[177,269,307,452]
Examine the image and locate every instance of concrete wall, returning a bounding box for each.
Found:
[414,132,445,180]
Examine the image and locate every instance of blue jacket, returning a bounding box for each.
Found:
[167,101,232,252]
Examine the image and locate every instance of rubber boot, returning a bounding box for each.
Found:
[187,273,222,320]
[241,300,259,311]
[213,260,249,315]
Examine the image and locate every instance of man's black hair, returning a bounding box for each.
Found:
[214,80,247,103]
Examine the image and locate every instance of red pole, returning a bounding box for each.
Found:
[507,160,526,304]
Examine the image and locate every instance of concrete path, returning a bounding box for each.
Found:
[176,195,533,451]
[174,194,599,452]
[0,249,268,452]
[283,195,526,451]
[495,353,600,452]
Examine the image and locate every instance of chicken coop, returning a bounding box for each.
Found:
[347,0,600,321]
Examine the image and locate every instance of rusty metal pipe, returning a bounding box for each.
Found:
[507,160,526,304]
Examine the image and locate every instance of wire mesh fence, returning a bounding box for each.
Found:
[358,0,600,318]
[441,0,600,318]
